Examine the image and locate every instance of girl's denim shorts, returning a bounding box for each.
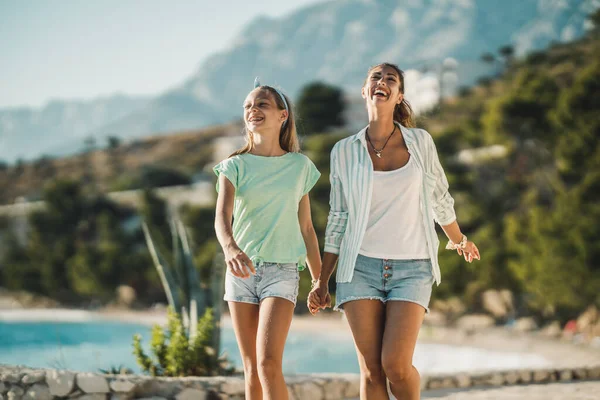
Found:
[334,254,434,312]
[224,261,299,306]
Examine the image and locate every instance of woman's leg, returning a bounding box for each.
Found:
[256,297,295,400]
[228,301,262,400]
[381,301,426,400]
[344,300,389,400]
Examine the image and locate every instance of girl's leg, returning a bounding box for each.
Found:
[381,301,426,400]
[229,301,262,400]
[344,300,389,400]
[256,297,295,400]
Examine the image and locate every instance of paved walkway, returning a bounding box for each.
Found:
[421,381,600,400]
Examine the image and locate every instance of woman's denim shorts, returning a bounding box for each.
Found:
[224,261,299,306]
[335,254,434,312]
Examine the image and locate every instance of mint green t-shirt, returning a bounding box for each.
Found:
[213,152,321,270]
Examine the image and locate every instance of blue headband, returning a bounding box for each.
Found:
[253,77,289,127]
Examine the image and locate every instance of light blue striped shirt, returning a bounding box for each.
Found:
[324,122,456,285]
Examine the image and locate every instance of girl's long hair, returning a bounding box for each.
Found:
[230,87,300,157]
[365,63,416,128]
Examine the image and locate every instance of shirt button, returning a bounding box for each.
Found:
[384,265,390,270]
[384,273,390,278]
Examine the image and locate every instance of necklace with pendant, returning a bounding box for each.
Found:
[366,125,396,158]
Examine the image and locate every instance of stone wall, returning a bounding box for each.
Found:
[1,365,599,400]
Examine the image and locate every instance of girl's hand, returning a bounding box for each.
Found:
[307,290,321,315]
[308,280,331,313]
[224,245,255,278]
[457,241,480,263]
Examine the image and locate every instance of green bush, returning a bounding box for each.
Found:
[132,308,234,376]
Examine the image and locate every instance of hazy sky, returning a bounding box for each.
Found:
[0,0,324,109]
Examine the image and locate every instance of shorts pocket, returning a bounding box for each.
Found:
[276,263,298,272]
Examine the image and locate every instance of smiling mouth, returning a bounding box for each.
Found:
[373,89,388,99]
[248,116,264,122]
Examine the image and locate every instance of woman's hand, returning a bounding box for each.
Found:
[224,245,255,278]
[457,241,480,263]
[307,280,331,315]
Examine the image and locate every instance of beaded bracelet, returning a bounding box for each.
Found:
[445,234,468,250]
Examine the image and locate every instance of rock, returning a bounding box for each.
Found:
[343,377,360,398]
[432,297,466,317]
[576,305,598,332]
[21,372,46,385]
[323,379,346,400]
[456,373,471,388]
[47,370,76,397]
[7,388,23,397]
[7,387,24,400]
[482,290,508,319]
[219,378,244,395]
[174,388,208,400]
[503,371,519,385]
[23,384,51,400]
[499,290,514,312]
[572,368,588,380]
[518,370,532,383]
[293,382,323,400]
[287,385,296,400]
[75,395,107,400]
[116,286,136,307]
[423,310,447,326]
[109,380,136,393]
[533,369,551,383]
[139,397,169,400]
[559,369,573,381]
[455,314,495,331]
[76,373,110,393]
[1,374,22,384]
[587,365,600,379]
[540,321,562,338]
[0,383,7,394]
[514,317,538,332]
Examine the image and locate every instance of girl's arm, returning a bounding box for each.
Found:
[214,174,255,277]
[298,194,322,282]
[309,145,346,311]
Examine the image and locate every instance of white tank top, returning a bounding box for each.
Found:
[359,156,430,259]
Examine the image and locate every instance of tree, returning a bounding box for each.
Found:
[296,82,345,134]
[107,136,121,150]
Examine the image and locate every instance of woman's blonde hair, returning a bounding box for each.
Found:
[230,87,300,157]
[365,63,416,128]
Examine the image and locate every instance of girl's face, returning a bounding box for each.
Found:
[361,65,403,110]
[243,88,288,135]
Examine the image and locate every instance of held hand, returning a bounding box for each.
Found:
[307,290,321,315]
[457,241,480,263]
[224,245,256,278]
[307,281,331,315]
[315,281,331,309]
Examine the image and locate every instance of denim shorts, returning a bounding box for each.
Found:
[335,254,434,312]
[224,261,299,306]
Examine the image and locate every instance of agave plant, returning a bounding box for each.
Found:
[132,216,229,376]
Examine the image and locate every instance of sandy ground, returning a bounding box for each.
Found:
[420,381,600,400]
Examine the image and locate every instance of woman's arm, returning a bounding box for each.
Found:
[214,174,255,277]
[427,133,480,263]
[298,194,322,282]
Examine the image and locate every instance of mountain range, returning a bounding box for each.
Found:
[1,0,598,163]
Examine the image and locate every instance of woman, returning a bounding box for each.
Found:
[309,63,480,400]
[214,79,321,400]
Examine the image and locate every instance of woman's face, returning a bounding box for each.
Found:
[362,65,404,110]
[243,88,288,135]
